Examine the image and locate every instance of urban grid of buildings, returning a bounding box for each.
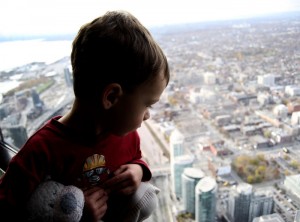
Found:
[0,12,300,222]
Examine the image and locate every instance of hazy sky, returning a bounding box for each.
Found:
[1,0,300,36]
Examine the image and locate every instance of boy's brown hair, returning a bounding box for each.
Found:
[71,10,169,100]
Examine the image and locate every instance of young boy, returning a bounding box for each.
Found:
[0,10,169,221]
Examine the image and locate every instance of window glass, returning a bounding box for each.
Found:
[1,1,299,221]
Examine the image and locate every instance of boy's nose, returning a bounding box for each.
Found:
[143,110,150,121]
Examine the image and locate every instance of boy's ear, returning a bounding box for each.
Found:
[102,83,123,109]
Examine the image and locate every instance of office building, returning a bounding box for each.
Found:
[291,112,300,125]
[171,155,194,199]
[195,176,217,222]
[228,183,274,222]
[284,174,300,198]
[170,128,184,161]
[257,74,275,86]
[6,125,28,148]
[204,72,216,85]
[294,210,300,222]
[249,192,274,222]
[253,213,285,222]
[285,85,300,97]
[64,66,73,87]
[273,104,288,119]
[31,89,43,108]
[227,183,253,222]
[181,167,205,218]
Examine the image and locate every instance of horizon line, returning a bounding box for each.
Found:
[0,10,299,41]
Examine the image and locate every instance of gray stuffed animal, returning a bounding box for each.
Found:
[26,179,84,222]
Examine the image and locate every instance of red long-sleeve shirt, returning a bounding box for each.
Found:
[0,116,151,219]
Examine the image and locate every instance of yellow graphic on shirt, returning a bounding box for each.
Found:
[82,154,110,187]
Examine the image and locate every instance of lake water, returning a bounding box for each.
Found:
[0,39,72,94]
[0,80,21,94]
[0,39,72,72]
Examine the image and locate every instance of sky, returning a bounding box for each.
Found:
[1,0,300,37]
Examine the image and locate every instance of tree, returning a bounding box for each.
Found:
[290,160,299,169]
[247,175,255,183]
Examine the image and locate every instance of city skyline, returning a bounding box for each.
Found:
[1,9,300,221]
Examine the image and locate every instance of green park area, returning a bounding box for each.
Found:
[232,154,280,184]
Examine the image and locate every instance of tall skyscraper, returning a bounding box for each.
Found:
[195,176,217,222]
[181,167,205,218]
[31,89,44,109]
[171,154,194,199]
[227,183,273,222]
[227,183,253,222]
[248,192,274,222]
[7,125,28,148]
[253,213,284,222]
[169,128,184,162]
[64,66,73,87]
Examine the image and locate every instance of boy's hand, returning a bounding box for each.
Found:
[103,164,143,195]
[82,186,108,222]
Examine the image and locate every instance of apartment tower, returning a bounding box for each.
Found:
[195,176,217,222]
[181,167,205,218]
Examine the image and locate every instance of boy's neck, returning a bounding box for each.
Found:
[58,99,105,137]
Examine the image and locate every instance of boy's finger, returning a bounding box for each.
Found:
[106,180,131,193]
[103,173,126,187]
[118,186,135,195]
[84,186,106,196]
[113,165,127,175]
[104,188,111,194]
[96,193,109,204]
[83,186,98,195]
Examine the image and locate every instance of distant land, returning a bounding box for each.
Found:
[150,11,300,36]
[0,34,76,42]
[0,11,299,42]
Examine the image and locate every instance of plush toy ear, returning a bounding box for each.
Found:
[54,185,84,222]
